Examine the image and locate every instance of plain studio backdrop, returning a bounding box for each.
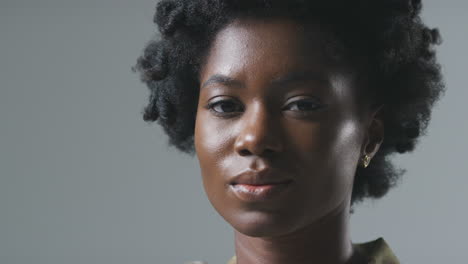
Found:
[1,0,467,263]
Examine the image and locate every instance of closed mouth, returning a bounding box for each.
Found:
[230,179,293,186]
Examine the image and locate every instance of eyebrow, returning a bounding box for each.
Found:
[201,74,243,89]
[200,71,328,90]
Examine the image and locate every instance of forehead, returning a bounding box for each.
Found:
[199,17,341,84]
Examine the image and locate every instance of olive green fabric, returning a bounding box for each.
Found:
[351,237,400,264]
[225,237,399,264]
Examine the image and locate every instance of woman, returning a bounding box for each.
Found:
[134,0,445,263]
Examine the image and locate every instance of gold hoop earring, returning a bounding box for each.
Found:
[361,154,371,168]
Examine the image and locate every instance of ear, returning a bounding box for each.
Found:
[361,105,385,161]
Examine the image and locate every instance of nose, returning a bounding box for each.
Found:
[234,104,284,157]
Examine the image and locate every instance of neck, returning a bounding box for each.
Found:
[233,200,357,264]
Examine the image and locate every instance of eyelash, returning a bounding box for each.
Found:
[205,98,324,118]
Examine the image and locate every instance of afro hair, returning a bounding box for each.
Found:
[134,0,445,206]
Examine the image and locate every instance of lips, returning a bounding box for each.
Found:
[228,168,293,202]
[229,168,293,186]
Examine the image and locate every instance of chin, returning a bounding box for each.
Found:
[226,210,299,238]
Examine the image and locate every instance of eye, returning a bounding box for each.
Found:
[206,99,244,116]
[283,99,323,113]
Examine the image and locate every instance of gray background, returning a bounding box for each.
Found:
[1,0,467,263]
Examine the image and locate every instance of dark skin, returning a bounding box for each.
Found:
[194,17,384,264]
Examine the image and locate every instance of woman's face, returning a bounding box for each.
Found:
[195,18,371,237]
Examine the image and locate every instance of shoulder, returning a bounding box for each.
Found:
[190,237,399,264]
[353,237,400,264]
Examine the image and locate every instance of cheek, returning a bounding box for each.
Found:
[194,111,231,202]
[323,118,362,202]
[195,118,222,160]
[290,115,361,171]
[194,111,217,178]
[288,117,362,211]
[331,119,363,175]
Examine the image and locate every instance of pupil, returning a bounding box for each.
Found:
[221,102,237,112]
[297,101,313,111]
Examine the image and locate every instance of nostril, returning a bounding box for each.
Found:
[237,147,277,157]
[238,149,251,156]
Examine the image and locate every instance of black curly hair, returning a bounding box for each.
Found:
[133,0,445,206]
